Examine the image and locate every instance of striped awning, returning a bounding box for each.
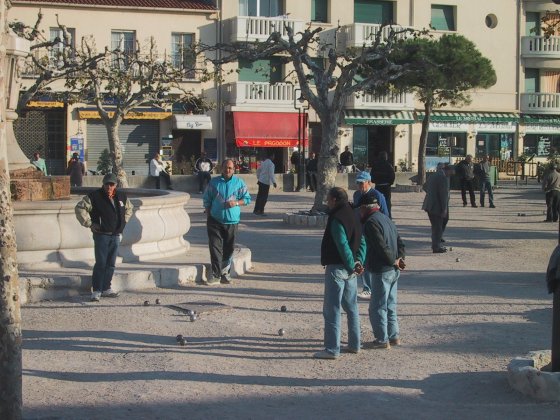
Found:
[521,114,560,126]
[416,111,518,123]
[344,110,415,125]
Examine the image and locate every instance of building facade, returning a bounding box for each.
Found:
[10,1,560,175]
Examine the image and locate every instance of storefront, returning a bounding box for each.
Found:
[79,107,172,175]
[226,111,307,173]
[521,115,560,158]
[171,114,214,174]
[473,122,515,160]
[344,109,414,168]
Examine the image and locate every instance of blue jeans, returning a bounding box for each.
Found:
[479,179,494,206]
[369,268,400,343]
[323,265,361,355]
[360,270,373,293]
[92,233,120,292]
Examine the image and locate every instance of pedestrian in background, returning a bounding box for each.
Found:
[203,159,251,285]
[149,152,173,190]
[31,151,48,176]
[477,155,495,208]
[422,163,452,253]
[370,151,395,218]
[316,187,366,360]
[67,152,85,187]
[542,164,560,223]
[306,152,318,192]
[195,151,214,193]
[75,173,133,302]
[339,146,354,173]
[360,194,405,349]
[254,152,276,216]
[457,154,477,208]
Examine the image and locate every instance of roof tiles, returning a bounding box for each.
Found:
[13,0,216,11]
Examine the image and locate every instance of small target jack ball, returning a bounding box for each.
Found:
[449,247,453,251]
[280,305,287,312]
[143,300,150,306]
[155,299,160,305]
[278,328,285,336]
[176,334,183,342]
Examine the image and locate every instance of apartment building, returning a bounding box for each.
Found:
[10,0,217,176]
[10,1,560,175]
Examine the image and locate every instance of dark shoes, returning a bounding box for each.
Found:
[363,340,390,349]
[440,238,446,243]
[433,247,447,253]
[489,204,496,208]
[471,204,478,208]
[220,274,232,284]
[389,338,401,346]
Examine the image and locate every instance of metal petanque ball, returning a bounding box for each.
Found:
[179,338,187,346]
[456,258,461,262]
[280,305,287,312]
[186,309,193,316]
[190,314,197,322]
[143,300,150,306]
[278,328,285,336]
[176,334,183,342]
[155,299,160,305]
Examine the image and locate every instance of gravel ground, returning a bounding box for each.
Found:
[21,182,560,419]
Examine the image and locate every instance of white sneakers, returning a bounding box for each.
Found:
[358,290,372,300]
[91,289,119,301]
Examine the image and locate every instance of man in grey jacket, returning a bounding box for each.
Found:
[542,164,560,222]
[422,164,453,253]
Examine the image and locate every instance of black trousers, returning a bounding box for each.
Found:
[254,181,270,214]
[198,171,211,192]
[376,184,392,218]
[154,172,172,189]
[428,212,448,250]
[307,171,317,192]
[546,190,560,222]
[460,178,476,206]
[207,215,238,278]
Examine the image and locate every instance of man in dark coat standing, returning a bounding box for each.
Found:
[370,151,395,218]
[422,164,452,253]
[75,173,133,301]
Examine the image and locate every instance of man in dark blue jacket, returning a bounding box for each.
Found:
[75,173,133,301]
[360,194,405,349]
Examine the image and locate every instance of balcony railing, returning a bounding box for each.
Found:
[346,91,414,110]
[222,16,305,43]
[223,81,296,108]
[520,92,560,114]
[521,36,560,58]
[337,23,414,51]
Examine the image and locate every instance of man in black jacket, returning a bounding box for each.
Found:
[75,173,133,301]
[360,194,405,349]
[370,151,395,218]
[457,154,477,207]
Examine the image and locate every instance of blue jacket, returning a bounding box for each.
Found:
[203,175,251,224]
[352,188,389,217]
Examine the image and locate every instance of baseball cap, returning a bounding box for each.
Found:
[356,171,371,183]
[103,173,118,185]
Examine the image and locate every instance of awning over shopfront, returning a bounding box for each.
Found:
[173,114,212,130]
[344,110,415,125]
[416,111,518,123]
[521,114,560,126]
[233,112,306,147]
[78,107,172,120]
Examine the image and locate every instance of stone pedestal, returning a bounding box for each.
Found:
[10,168,70,201]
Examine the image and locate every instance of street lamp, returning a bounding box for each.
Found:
[294,87,309,191]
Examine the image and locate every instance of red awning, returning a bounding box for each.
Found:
[233,112,308,148]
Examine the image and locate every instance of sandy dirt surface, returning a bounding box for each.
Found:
[20,182,560,419]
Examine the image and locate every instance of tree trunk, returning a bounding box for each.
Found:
[105,116,129,188]
[312,117,340,212]
[416,100,433,186]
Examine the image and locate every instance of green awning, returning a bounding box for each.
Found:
[344,110,415,125]
[416,111,518,123]
[521,114,560,126]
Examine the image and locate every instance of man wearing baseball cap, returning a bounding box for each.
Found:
[75,173,133,301]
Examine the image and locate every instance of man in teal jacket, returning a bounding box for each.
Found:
[203,159,251,285]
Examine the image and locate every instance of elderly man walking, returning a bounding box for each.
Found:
[422,164,453,253]
[203,159,251,285]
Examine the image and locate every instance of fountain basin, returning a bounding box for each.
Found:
[14,188,190,269]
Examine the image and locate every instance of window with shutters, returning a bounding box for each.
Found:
[171,33,195,78]
[354,0,394,25]
[312,0,328,23]
[430,5,456,31]
[111,30,136,69]
[239,0,283,17]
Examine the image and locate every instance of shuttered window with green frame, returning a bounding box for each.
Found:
[238,58,283,83]
[354,0,394,25]
[431,5,455,31]
[312,0,328,23]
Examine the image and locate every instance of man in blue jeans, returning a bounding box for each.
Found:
[316,187,366,359]
[75,173,133,302]
[360,194,405,349]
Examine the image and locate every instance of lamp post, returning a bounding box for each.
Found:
[294,88,309,191]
